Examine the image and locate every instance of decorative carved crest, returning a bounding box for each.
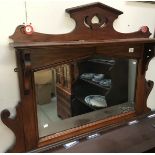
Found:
[10,2,151,43]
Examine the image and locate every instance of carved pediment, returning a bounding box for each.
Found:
[10,2,151,43]
[66,2,123,30]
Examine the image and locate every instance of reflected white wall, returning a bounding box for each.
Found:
[128,60,137,104]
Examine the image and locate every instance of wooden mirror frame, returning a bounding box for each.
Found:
[1,2,155,152]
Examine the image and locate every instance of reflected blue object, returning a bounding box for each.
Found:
[99,79,112,87]
[84,95,107,108]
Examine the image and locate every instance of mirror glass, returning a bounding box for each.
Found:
[34,56,137,138]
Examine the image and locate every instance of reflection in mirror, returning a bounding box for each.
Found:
[34,56,137,138]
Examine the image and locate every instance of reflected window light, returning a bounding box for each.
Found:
[43,124,49,128]
[87,133,100,140]
[148,113,155,119]
[63,140,79,149]
[128,120,139,125]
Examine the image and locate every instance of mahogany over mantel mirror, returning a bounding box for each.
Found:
[2,2,155,153]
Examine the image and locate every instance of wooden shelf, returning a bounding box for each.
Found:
[10,38,155,48]
[74,95,103,111]
[80,78,111,90]
[88,59,115,65]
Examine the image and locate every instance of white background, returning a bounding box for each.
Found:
[0,0,155,152]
